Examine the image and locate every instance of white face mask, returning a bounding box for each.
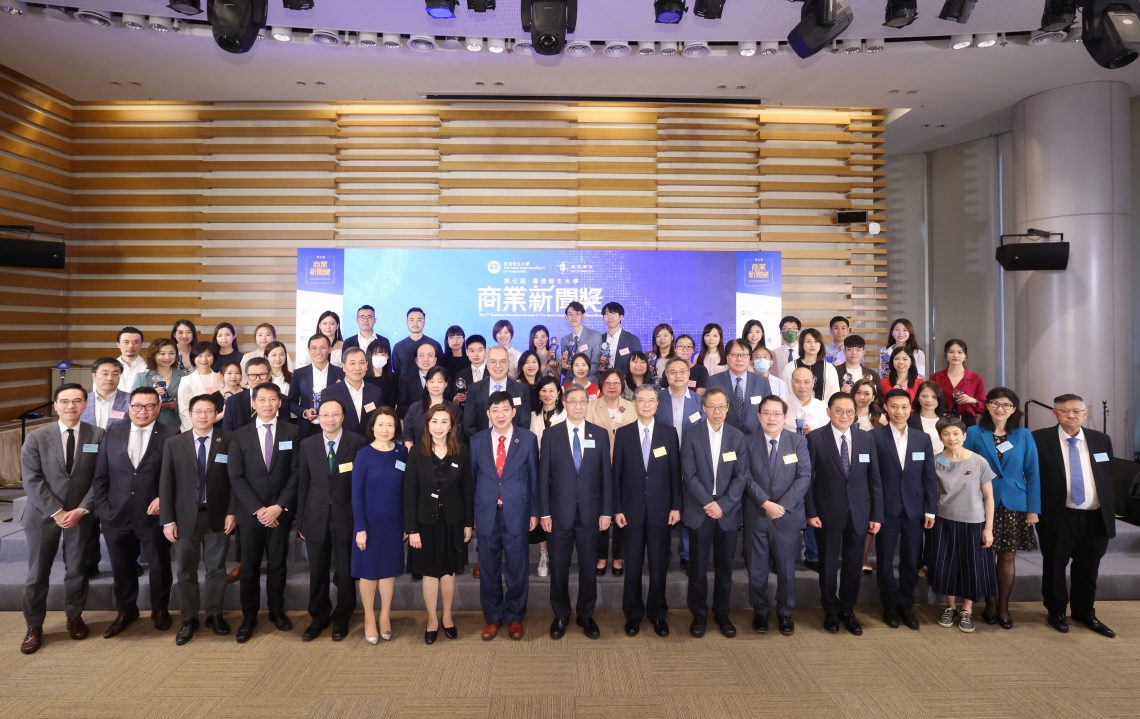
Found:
[371,355,388,370]
[753,357,772,373]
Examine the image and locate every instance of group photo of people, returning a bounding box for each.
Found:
[19,301,1119,655]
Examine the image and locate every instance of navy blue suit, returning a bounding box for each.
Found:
[318,381,383,436]
[469,426,538,625]
[287,364,345,439]
[537,420,612,620]
[706,371,772,435]
[870,425,936,610]
[600,329,643,375]
[461,376,531,441]
[221,387,288,432]
[655,387,704,563]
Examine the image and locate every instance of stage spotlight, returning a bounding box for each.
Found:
[788,0,854,59]
[167,1,203,15]
[682,40,710,56]
[1081,0,1140,68]
[738,40,757,56]
[975,32,998,46]
[1041,0,1077,31]
[637,41,657,54]
[513,38,535,54]
[521,0,577,56]
[659,40,679,55]
[309,28,339,45]
[468,0,495,10]
[466,36,484,51]
[655,0,686,23]
[884,0,917,28]
[694,0,726,19]
[425,0,457,18]
[1,1,26,15]
[950,33,973,48]
[839,38,862,53]
[283,0,314,9]
[938,0,976,23]
[208,0,267,54]
[75,9,113,27]
[564,39,593,56]
[408,34,438,51]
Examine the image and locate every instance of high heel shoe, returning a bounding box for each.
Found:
[442,625,458,640]
[365,634,379,645]
[424,629,438,645]
[379,629,393,641]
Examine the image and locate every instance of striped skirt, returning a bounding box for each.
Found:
[927,518,997,601]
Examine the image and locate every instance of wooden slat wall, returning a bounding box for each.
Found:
[0,66,888,421]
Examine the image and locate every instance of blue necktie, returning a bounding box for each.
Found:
[840,433,850,475]
[196,436,208,505]
[641,426,651,469]
[1067,437,1085,505]
[572,427,582,472]
[769,438,778,472]
[733,376,746,424]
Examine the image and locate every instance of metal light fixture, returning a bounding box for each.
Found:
[738,40,757,56]
[468,0,496,10]
[975,32,998,47]
[950,33,973,48]
[488,37,507,53]
[938,0,976,23]
[382,32,401,48]
[884,0,917,28]
[694,0,726,19]
[605,39,632,56]
[682,40,710,57]
[788,0,855,59]
[659,40,679,55]
[655,0,686,23]
[2,1,27,15]
[167,1,203,15]
[759,40,780,55]
[466,36,484,51]
[271,26,292,41]
[637,41,657,55]
[865,37,885,52]
[357,31,378,47]
[425,0,457,18]
[121,13,146,30]
[149,16,175,31]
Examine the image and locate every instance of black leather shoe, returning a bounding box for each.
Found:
[882,608,899,629]
[803,559,820,573]
[577,616,601,639]
[1075,615,1116,639]
[549,617,569,640]
[596,564,607,576]
[175,619,198,646]
[442,625,458,640]
[302,620,328,642]
[982,606,999,625]
[611,565,624,577]
[823,614,839,634]
[652,619,670,637]
[777,616,795,636]
[152,609,173,631]
[899,606,920,631]
[997,615,1014,630]
[625,619,640,637]
[331,623,349,641]
[679,559,689,573]
[424,630,438,645]
[270,613,293,632]
[103,609,140,639]
[752,613,769,634]
[715,614,736,638]
[205,615,230,635]
[689,616,707,638]
[1047,614,1070,634]
[840,612,863,636]
[235,619,256,643]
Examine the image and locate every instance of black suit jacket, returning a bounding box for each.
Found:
[402,445,474,532]
[805,425,883,530]
[319,381,384,435]
[1032,425,1116,538]
[159,427,233,533]
[679,419,749,531]
[612,420,681,526]
[286,364,346,423]
[295,429,368,540]
[227,419,300,518]
[222,387,288,432]
[537,420,613,528]
[740,429,811,526]
[91,422,176,528]
[600,330,643,375]
[871,425,937,520]
[396,370,428,418]
[462,376,531,439]
[343,332,389,357]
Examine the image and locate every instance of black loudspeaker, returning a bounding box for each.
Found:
[995,242,1070,271]
[837,210,868,224]
[208,0,267,55]
[0,238,65,269]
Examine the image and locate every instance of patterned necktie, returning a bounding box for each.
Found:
[733,376,746,424]
[64,428,75,474]
[1067,437,1085,505]
[327,440,335,472]
[769,438,778,472]
[196,436,208,505]
[641,426,651,469]
[840,433,851,475]
[573,427,583,472]
[787,347,793,364]
[494,383,502,393]
[496,435,507,477]
[573,334,579,350]
[262,423,274,470]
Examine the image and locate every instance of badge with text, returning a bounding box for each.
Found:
[722,451,736,462]
[338,462,353,473]
[109,410,125,420]
[689,412,701,424]
[996,440,1014,454]
[936,455,951,470]
[215,453,228,464]
[512,396,522,406]
[653,446,667,458]
[1093,452,1110,463]
[858,453,870,463]
[82,443,99,453]
[364,402,376,413]
[783,454,798,465]
[619,347,630,357]
[750,396,763,405]
[911,451,925,461]
[394,460,406,471]
[279,440,293,451]
[583,439,596,449]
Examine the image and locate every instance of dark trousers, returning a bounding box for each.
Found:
[84,517,102,573]
[476,509,530,625]
[817,514,866,615]
[623,519,671,622]
[104,519,171,614]
[686,517,737,619]
[173,509,229,620]
[875,514,924,610]
[238,516,293,619]
[745,515,800,617]
[305,517,354,624]
[23,514,93,627]
[597,524,624,563]
[1038,508,1110,619]
[548,510,599,620]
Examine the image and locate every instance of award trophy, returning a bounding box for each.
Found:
[599,341,611,372]
[548,336,560,376]
[311,390,322,423]
[154,377,170,404]
[795,416,806,435]
[454,377,467,405]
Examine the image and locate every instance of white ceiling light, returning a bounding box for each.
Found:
[1029,28,1067,46]
[121,13,145,30]
[513,38,535,55]
[382,33,401,48]
[488,38,506,53]
[738,41,757,56]
[564,40,594,57]
[271,27,291,42]
[310,29,340,46]
[358,32,378,47]
[149,16,175,32]
[74,9,113,28]
[840,38,862,54]
[975,32,998,48]
[604,40,632,57]
[408,35,438,52]
[465,36,483,51]
[759,40,780,56]
[865,38,885,53]
[659,40,679,56]
[1,2,27,15]
[950,34,973,49]
[682,41,710,57]
[637,41,657,55]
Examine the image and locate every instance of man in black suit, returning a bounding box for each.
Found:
[537,384,613,640]
[160,394,237,646]
[741,396,811,636]
[872,389,936,630]
[396,342,438,418]
[91,387,176,638]
[680,387,749,639]
[613,384,681,638]
[287,334,345,440]
[462,346,531,440]
[342,304,389,357]
[295,398,368,642]
[1033,394,1117,638]
[320,347,383,434]
[448,334,487,405]
[706,339,773,436]
[805,392,883,636]
[227,383,300,642]
[598,301,643,375]
[222,358,284,431]
[837,335,880,394]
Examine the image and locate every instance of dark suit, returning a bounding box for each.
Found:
[706,371,772,435]
[870,425,936,610]
[343,332,389,358]
[395,370,429,419]
[391,335,443,379]
[613,420,681,623]
[469,426,538,625]
[20,421,104,627]
[461,376,532,440]
[600,329,643,375]
[296,429,368,624]
[286,364,345,439]
[805,425,883,616]
[680,419,748,619]
[656,387,704,564]
[227,419,299,619]
[537,420,612,621]
[91,421,176,615]
[741,429,811,618]
[80,391,130,430]
[319,380,383,435]
[221,387,288,432]
[1032,425,1116,619]
[559,326,604,384]
[159,427,233,620]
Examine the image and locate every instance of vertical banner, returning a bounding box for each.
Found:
[735,252,783,348]
[296,248,345,366]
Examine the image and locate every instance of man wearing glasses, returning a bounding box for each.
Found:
[223,358,284,432]
[343,304,389,358]
[707,339,771,436]
[559,301,604,384]
[462,346,532,440]
[91,387,177,639]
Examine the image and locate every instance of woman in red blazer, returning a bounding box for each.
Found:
[880,346,922,400]
[929,339,986,425]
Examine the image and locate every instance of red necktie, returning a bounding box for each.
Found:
[495,435,507,477]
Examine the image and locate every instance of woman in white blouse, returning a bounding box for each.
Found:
[177,342,221,431]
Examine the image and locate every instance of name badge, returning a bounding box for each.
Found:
[338,462,353,473]
[858,453,870,463]
[689,412,701,424]
[512,396,522,406]
[783,453,798,465]
[618,347,630,357]
[394,460,406,471]
[82,443,99,453]
[936,456,951,470]
[451,462,460,468]
[583,439,596,449]
[911,451,925,461]
[430,492,440,500]
[996,440,1014,453]
[722,451,736,462]
[109,410,125,420]
[215,453,228,464]
[364,402,376,413]
[578,343,589,352]
[687,380,697,388]
[1093,452,1110,463]
[652,446,667,458]
[750,395,763,405]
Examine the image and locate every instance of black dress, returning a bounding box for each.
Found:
[403,446,474,578]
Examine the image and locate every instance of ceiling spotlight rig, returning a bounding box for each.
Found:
[521,0,577,56]
[788,0,854,59]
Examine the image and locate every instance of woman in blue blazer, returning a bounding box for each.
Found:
[963,386,1040,630]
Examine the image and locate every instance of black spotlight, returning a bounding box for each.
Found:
[208,0,267,54]
[938,0,976,23]
[694,0,726,19]
[521,0,577,55]
[282,0,314,9]
[1041,0,1077,30]
[425,0,458,18]
[788,0,854,59]
[1081,0,1140,68]
[655,0,686,23]
[884,0,917,28]
[168,0,203,14]
[468,0,496,10]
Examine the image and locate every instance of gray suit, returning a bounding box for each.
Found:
[20,421,105,627]
[80,390,130,430]
[559,325,604,384]
[741,429,811,617]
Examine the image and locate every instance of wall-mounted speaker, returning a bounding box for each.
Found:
[0,238,65,269]
[995,242,1070,271]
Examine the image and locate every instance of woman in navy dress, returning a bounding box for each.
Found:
[352,406,407,643]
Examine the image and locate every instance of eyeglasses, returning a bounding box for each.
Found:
[565,399,589,406]
[759,411,785,419]
[831,408,856,417]
[190,409,216,416]
[705,404,728,411]
[987,401,1015,410]
[247,373,269,381]
[727,352,750,359]
[55,399,84,406]
[129,403,159,412]
[1056,408,1087,416]
[357,314,375,320]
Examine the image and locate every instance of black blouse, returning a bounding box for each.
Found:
[402,445,474,533]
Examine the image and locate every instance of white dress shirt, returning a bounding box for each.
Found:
[311,364,330,395]
[1058,425,1099,510]
[783,395,829,433]
[707,423,723,494]
[117,355,147,392]
[91,391,118,430]
[344,380,365,420]
[831,424,852,460]
[129,421,156,467]
[890,423,908,467]
[670,391,688,441]
[471,364,485,383]
[322,429,343,459]
[564,418,586,449]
